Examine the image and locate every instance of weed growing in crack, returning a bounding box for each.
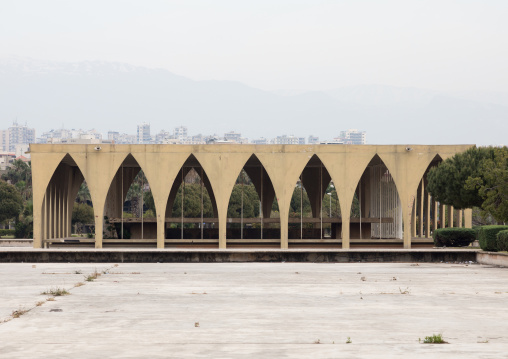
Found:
[41,287,70,296]
[85,269,101,282]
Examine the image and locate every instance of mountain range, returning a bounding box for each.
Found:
[0,56,506,145]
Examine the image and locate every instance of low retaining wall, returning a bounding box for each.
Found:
[476,251,508,267]
[0,239,33,247]
[0,249,477,263]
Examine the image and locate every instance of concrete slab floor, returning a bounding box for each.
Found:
[0,262,507,358]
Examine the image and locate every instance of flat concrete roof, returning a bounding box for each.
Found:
[1,262,507,358]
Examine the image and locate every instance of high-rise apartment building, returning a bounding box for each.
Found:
[137,123,151,144]
[0,130,9,152]
[173,126,187,141]
[252,138,267,145]
[108,131,120,143]
[271,135,305,145]
[337,129,366,145]
[224,131,242,143]
[8,121,35,152]
[308,135,319,144]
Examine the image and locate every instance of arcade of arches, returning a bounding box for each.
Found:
[31,144,474,249]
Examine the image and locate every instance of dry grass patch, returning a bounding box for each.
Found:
[11,308,28,318]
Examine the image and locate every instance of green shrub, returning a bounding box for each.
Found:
[0,229,15,237]
[472,226,481,241]
[497,230,508,252]
[478,225,508,251]
[15,221,33,239]
[432,228,476,247]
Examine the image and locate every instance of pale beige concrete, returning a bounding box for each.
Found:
[31,144,474,250]
[1,262,507,358]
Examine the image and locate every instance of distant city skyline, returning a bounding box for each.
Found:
[0,120,367,157]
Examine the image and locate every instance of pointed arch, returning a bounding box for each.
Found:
[225,154,281,244]
[41,154,95,244]
[103,154,158,241]
[287,154,341,246]
[348,154,403,244]
[165,154,219,242]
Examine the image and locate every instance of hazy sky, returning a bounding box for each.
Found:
[1,0,507,92]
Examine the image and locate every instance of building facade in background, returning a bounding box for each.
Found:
[337,129,366,145]
[8,121,35,152]
[0,130,9,152]
[271,135,305,145]
[137,123,151,144]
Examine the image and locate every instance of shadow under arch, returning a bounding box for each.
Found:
[349,154,403,245]
[165,154,219,242]
[103,154,157,241]
[287,154,341,247]
[41,154,95,242]
[225,154,281,245]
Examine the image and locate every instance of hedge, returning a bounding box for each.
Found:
[497,230,508,252]
[478,225,508,251]
[0,229,15,237]
[432,228,476,247]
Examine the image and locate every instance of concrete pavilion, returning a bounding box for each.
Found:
[29,144,474,249]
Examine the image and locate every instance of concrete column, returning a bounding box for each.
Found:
[458,209,463,228]
[218,208,227,249]
[33,196,43,248]
[433,199,438,234]
[66,173,73,237]
[448,205,454,228]
[155,200,166,249]
[157,213,165,249]
[403,204,412,249]
[419,179,424,238]
[45,189,50,240]
[57,183,62,238]
[94,206,104,249]
[48,184,53,239]
[280,220,288,250]
[411,202,417,238]
[464,208,473,228]
[440,203,445,228]
[341,213,350,249]
[425,192,431,238]
[279,198,289,249]
[40,197,45,241]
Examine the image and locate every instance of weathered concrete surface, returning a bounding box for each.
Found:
[477,251,508,267]
[1,262,507,358]
[0,247,478,263]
